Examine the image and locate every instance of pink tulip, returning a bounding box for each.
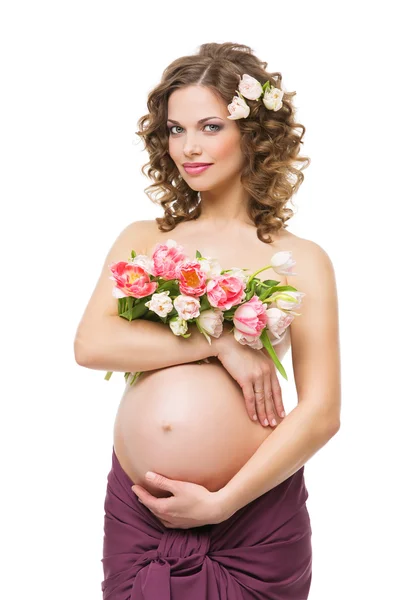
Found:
[197,309,224,339]
[109,262,158,299]
[206,275,246,310]
[233,327,264,350]
[265,307,294,340]
[177,261,208,296]
[233,295,268,336]
[270,251,296,276]
[173,294,201,320]
[152,240,187,279]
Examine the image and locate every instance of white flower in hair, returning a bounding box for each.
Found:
[226,73,284,120]
[238,74,263,100]
[262,87,284,111]
[227,94,250,120]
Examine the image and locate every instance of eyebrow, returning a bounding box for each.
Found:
[167,116,224,124]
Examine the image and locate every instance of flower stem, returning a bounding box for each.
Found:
[247,264,272,286]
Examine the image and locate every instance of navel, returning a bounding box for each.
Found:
[161,420,173,432]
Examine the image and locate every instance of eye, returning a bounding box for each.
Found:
[204,124,221,132]
[169,125,184,135]
[168,124,222,135]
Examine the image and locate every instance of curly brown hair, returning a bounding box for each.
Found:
[135,42,310,244]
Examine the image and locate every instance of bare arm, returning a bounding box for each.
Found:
[76,316,230,372]
[215,240,341,517]
[74,219,228,372]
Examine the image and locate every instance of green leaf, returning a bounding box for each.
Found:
[245,287,257,301]
[261,278,280,286]
[259,283,298,302]
[260,329,288,380]
[119,310,132,320]
[117,296,135,318]
[145,311,163,322]
[104,371,113,381]
[117,297,127,313]
[131,302,150,319]
[223,309,235,319]
[157,280,179,293]
[199,296,212,310]
[275,284,298,292]
[262,80,271,93]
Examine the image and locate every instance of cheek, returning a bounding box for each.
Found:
[168,138,177,159]
[212,135,242,162]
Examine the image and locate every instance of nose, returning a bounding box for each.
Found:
[183,133,202,156]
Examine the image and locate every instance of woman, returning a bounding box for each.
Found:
[74,42,341,600]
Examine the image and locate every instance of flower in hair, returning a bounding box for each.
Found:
[227,73,284,120]
[238,73,263,100]
[226,95,250,120]
[263,86,284,111]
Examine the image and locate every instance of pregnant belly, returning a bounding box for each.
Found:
[113,359,276,498]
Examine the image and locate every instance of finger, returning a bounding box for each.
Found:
[270,369,285,418]
[263,371,278,427]
[132,487,153,507]
[253,375,269,427]
[132,485,170,516]
[241,380,258,422]
[159,518,174,528]
[132,485,148,501]
[145,472,177,495]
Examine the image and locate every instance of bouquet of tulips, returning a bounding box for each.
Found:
[104,239,305,386]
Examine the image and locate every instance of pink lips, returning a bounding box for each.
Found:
[183,164,213,175]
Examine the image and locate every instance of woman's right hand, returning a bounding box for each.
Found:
[213,329,285,428]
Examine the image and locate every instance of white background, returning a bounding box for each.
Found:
[1,1,399,598]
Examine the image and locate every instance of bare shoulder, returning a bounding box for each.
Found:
[124,219,157,253]
[279,232,336,280]
[107,218,161,256]
[135,218,167,254]
[284,233,338,319]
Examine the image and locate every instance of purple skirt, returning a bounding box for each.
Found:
[101,447,312,600]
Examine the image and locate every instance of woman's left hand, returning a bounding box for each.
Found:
[131,471,225,529]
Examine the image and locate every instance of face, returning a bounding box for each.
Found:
[166,85,246,191]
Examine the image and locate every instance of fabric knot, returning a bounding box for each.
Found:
[157,526,211,559]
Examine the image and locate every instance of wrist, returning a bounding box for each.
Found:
[212,321,233,358]
[213,486,237,523]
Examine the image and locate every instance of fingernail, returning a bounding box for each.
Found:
[252,414,258,421]
[263,418,269,426]
[281,411,286,418]
[271,418,277,426]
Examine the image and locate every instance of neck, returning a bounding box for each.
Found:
[196,185,253,229]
